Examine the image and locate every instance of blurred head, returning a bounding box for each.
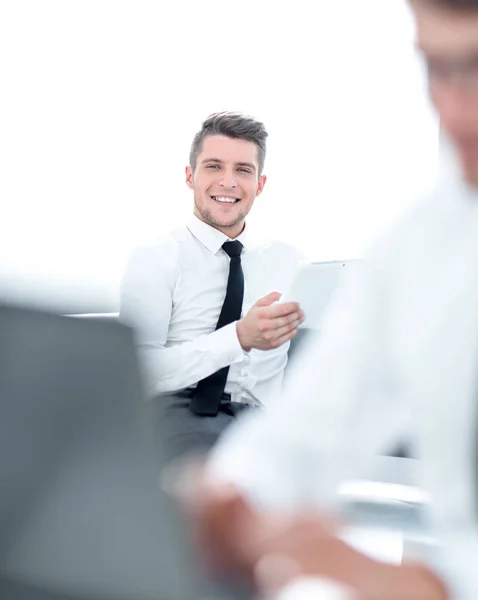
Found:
[186,112,268,238]
[410,0,478,185]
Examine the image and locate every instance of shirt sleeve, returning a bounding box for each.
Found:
[120,246,245,397]
[208,257,413,510]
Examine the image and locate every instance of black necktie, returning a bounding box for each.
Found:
[189,240,244,416]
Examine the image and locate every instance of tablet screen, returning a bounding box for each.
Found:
[280,260,357,329]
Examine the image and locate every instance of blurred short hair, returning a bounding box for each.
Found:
[428,0,478,8]
[189,112,268,175]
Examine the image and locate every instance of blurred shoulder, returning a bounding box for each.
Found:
[365,186,454,269]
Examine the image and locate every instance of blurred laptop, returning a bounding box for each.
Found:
[0,304,227,600]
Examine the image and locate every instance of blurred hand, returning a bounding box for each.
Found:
[244,512,351,593]
[171,462,448,600]
[171,461,344,588]
[236,291,304,352]
[244,515,449,600]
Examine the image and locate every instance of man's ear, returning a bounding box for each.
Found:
[256,174,267,196]
[185,165,194,190]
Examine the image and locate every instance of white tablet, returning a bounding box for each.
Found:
[280,260,357,329]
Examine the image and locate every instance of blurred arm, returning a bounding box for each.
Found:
[206,256,455,597]
[208,258,411,509]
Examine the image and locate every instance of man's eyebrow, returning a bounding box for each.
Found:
[201,158,222,164]
[235,162,256,171]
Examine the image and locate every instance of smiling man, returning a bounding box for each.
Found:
[120,112,303,461]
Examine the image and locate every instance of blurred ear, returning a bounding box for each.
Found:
[256,174,267,196]
[185,165,194,190]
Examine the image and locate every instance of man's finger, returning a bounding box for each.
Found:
[254,554,303,594]
[271,320,301,339]
[255,291,282,307]
[274,328,299,347]
[260,302,301,320]
[275,313,303,330]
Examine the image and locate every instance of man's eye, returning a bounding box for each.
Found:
[238,168,251,173]
[206,164,220,169]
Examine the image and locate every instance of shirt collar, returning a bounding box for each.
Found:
[187,214,251,255]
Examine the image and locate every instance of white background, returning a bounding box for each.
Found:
[0,0,438,311]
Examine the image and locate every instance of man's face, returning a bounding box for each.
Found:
[412,1,478,185]
[186,134,266,237]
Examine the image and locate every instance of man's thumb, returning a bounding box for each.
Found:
[255,291,281,307]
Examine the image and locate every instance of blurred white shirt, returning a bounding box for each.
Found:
[120,215,302,406]
[210,178,478,599]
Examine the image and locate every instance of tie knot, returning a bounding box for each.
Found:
[222,240,243,258]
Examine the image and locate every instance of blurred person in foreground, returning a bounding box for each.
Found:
[120,112,303,462]
[183,1,478,598]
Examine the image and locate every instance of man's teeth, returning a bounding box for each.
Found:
[213,196,237,203]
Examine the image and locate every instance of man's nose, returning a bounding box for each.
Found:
[219,168,237,188]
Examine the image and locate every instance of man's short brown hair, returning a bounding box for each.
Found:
[189,112,268,175]
[428,0,478,8]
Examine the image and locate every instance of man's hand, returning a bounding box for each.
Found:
[247,515,449,600]
[172,462,342,585]
[238,510,347,591]
[173,464,449,600]
[236,291,304,352]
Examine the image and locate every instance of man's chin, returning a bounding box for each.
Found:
[209,211,246,230]
[208,216,246,233]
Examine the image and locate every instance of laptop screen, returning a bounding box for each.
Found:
[0,304,203,600]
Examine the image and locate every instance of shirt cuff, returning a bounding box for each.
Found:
[207,321,245,365]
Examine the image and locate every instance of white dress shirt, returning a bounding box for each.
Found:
[209,178,478,599]
[120,215,302,407]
